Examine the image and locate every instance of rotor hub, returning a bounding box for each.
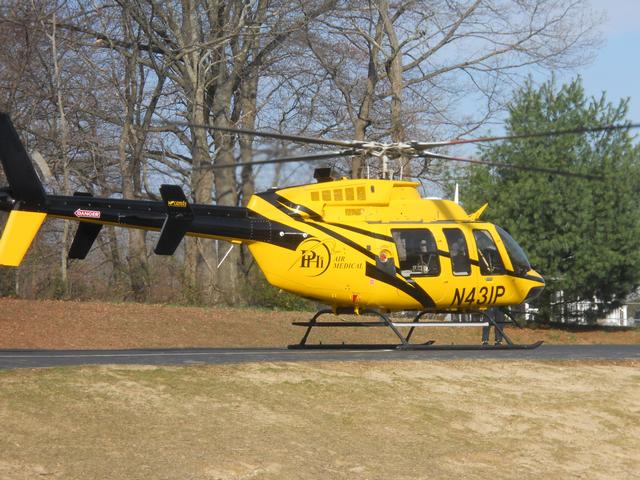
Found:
[357,141,418,159]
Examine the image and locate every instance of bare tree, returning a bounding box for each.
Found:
[0,1,144,297]
[99,0,338,303]
[109,4,168,301]
[0,0,604,305]
[42,12,73,294]
[295,0,601,178]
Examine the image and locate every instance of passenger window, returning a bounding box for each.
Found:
[443,228,471,276]
[391,229,440,277]
[473,230,505,275]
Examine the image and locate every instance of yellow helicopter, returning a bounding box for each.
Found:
[0,113,631,349]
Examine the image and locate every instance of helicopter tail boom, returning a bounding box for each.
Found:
[0,112,307,266]
[0,114,237,263]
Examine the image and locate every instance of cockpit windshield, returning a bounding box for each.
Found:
[495,226,531,274]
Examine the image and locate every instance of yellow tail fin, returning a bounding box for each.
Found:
[0,210,46,266]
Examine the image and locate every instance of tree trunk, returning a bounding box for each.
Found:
[378,0,407,178]
[211,80,241,305]
[47,13,71,297]
[186,85,217,303]
[119,11,150,302]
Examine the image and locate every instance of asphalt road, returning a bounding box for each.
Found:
[0,344,638,369]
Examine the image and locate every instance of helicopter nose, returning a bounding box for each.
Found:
[524,285,544,302]
[523,270,545,302]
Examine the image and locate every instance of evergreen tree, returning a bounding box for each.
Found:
[458,78,640,323]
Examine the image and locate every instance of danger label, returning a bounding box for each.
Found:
[74,209,101,219]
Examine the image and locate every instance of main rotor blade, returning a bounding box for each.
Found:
[418,151,598,179]
[163,121,362,149]
[412,123,640,150]
[211,149,358,170]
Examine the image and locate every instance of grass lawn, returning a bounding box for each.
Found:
[0,360,638,479]
[0,298,638,349]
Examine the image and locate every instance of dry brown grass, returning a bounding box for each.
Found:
[1,299,638,478]
[0,360,638,479]
[0,297,638,349]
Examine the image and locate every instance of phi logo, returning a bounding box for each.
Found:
[295,238,331,277]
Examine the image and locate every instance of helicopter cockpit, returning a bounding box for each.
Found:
[390,224,532,280]
[494,225,532,275]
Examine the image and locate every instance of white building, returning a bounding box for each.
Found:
[529,293,638,327]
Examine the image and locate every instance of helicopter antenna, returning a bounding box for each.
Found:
[454,184,459,204]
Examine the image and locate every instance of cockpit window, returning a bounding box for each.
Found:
[473,229,505,275]
[496,226,531,274]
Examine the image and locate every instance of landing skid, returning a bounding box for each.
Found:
[288,341,544,350]
[288,308,543,351]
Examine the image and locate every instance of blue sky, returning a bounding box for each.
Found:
[571,0,640,121]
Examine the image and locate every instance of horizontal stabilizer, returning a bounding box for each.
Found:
[68,222,103,259]
[0,210,46,266]
[154,184,194,255]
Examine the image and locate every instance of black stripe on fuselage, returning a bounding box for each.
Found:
[258,193,439,308]
[258,191,543,300]
[257,191,324,221]
[435,249,543,283]
[365,263,436,308]
[327,222,395,242]
[258,191,396,243]
[307,222,378,262]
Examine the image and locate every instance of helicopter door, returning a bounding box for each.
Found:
[442,227,479,308]
[391,229,441,278]
[442,228,471,276]
[470,228,511,307]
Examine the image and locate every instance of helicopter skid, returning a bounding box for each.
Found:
[287,340,544,350]
[290,308,543,351]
